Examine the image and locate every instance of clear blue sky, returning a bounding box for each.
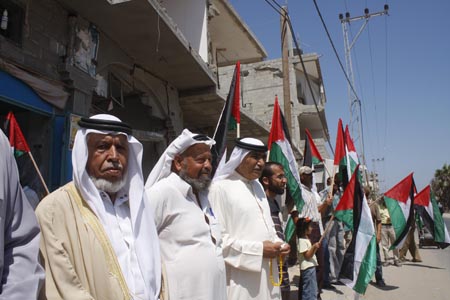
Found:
[229,0,450,192]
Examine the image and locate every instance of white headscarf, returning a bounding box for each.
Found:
[72,114,161,299]
[213,137,266,182]
[145,128,215,188]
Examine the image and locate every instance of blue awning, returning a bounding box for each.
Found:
[0,70,53,115]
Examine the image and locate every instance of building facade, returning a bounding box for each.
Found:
[0,0,268,195]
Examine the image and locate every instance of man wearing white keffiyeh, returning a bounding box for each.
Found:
[36,114,161,300]
[209,137,290,300]
[145,129,227,300]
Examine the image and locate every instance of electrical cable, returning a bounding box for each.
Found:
[263,0,335,154]
[311,0,360,102]
[367,21,381,157]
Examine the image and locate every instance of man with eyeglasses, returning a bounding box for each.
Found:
[145,129,226,300]
[210,138,290,300]
[259,162,290,300]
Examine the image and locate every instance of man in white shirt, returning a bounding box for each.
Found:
[36,114,161,300]
[210,137,290,300]
[145,129,227,300]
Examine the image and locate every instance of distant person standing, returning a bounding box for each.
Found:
[260,162,291,300]
[379,197,401,267]
[399,212,422,263]
[319,177,345,288]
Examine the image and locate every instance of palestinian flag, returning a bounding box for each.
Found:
[5,111,30,157]
[303,128,323,167]
[335,167,377,294]
[334,119,348,188]
[268,97,303,242]
[415,186,450,249]
[384,173,416,250]
[344,125,359,178]
[211,61,240,175]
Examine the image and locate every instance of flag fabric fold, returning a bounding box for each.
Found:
[383,173,416,250]
[415,185,450,249]
[344,125,359,180]
[268,97,302,242]
[5,111,31,157]
[335,167,376,294]
[303,128,323,167]
[211,61,240,175]
[334,119,348,188]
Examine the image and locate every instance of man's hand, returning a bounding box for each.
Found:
[376,233,381,243]
[280,243,290,257]
[263,241,287,258]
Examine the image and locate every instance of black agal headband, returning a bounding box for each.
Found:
[235,138,268,152]
[78,117,133,135]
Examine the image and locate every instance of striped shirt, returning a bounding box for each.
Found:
[267,197,290,292]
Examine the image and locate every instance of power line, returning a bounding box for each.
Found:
[367,20,382,157]
[312,0,360,101]
[263,0,335,154]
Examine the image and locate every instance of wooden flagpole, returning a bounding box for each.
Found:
[319,165,338,243]
[27,152,49,195]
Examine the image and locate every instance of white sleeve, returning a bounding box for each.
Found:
[209,185,263,272]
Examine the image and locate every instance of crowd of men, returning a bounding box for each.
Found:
[0,113,420,300]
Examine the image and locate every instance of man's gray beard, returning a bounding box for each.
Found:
[91,176,127,194]
[179,169,211,192]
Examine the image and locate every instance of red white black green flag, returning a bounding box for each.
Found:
[303,128,323,167]
[383,173,416,250]
[334,119,348,188]
[415,185,450,249]
[5,111,31,157]
[211,61,241,175]
[268,97,303,242]
[334,167,377,294]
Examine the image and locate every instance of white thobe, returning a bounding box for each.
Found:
[209,172,282,300]
[99,191,146,299]
[147,173,227,300]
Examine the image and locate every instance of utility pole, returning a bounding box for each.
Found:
[339,5,389,184]
[371,157,385,195]
[281,6,292,136]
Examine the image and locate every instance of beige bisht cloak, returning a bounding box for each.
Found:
[36,182,132,300]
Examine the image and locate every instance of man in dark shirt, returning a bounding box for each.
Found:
[260,162,290,300]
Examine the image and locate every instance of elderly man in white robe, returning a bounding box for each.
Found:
[209,138,290,300]
[145,129,227,300]
[0,130,44,298]
[36,114,161,300]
